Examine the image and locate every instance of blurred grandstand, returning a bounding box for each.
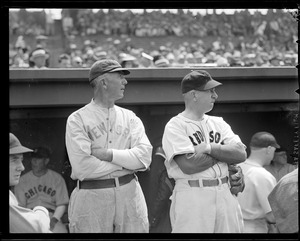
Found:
[9,9,298,68]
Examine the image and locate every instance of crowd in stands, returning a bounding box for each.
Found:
[9,9,298,68]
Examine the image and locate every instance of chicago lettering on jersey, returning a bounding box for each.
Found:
[24,185,56,199]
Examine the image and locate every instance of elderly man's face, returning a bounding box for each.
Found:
[10,154,25,186]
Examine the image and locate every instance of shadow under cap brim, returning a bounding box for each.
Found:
[108,68,130,75]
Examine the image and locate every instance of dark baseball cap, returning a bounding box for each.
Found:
[10,133,33,155]
[31,147,51,159]
[181,70,222,94]
[250,132,280,149]
[89,59,130,82]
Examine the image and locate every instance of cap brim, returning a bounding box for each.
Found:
[10,146,33,155]
[274,143,280,149]
[109,68,130,75]
[203,79,222,90]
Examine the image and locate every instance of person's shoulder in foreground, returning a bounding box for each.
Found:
[268,168,298,233]
[9,133,51,233]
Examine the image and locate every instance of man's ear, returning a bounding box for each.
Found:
[266,146,274,154]
[45,158,50,166]
[192,91,197,101]
[101,78,108,89]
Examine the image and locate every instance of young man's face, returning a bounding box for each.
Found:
[10,154,25,186]
[273,151,287,165]
[31,157,48,173]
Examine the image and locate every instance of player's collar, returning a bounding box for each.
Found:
[178,113,208,123]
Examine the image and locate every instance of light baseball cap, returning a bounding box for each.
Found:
[10,133,33,154]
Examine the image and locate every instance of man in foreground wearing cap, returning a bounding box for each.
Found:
[237,132,278,233]
[14,146,69,233]
[162,70,247,233]
[9,133,51,233]
[65,59,152,233]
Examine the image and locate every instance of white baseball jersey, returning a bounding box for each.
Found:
[9,190,51,233]
[237,160,277,232]
[163,113,245,180]
[162,113,245,233]
[14,169,69,211]
[65,99,152,180]
[65,99,152,233]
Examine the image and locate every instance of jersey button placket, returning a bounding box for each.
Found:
[107,111,113,147]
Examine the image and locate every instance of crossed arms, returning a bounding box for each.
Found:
[174,142,247,175]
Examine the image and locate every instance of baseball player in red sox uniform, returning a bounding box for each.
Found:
[65,59,152,233]
[162,70,247,233]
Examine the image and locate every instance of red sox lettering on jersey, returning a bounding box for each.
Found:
[189,130,224,146]
[163,114,244,180]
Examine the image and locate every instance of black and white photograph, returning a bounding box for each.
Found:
[7,3,299,238]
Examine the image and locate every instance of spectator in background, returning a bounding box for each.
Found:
[119,53,138,68]
[9,133,51,233]
[264,147,297,182]
[29,49,49,69]
[9,9,298,68]
[58,54,72,68]
[62,11,74,37]
[237,132,278,233]
[45,10,55,36]
[29,35,50,68]
[268,168,298,233]
[14,147,69,233]
[71,56,83,68]
[153,55,170,67]
[11,46,30,68]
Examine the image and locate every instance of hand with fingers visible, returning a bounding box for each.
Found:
[228,164,245,196]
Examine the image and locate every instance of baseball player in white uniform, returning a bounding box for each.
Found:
[65,59,152,233]
[162,70,247,233]
[237,132,278,233]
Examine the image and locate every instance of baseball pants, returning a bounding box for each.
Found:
[243,219,268,233]
[169,180,244,233]
[68,178,149,233]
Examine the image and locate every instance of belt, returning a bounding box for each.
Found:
[78,173,135,189]
[188,176,228,187]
